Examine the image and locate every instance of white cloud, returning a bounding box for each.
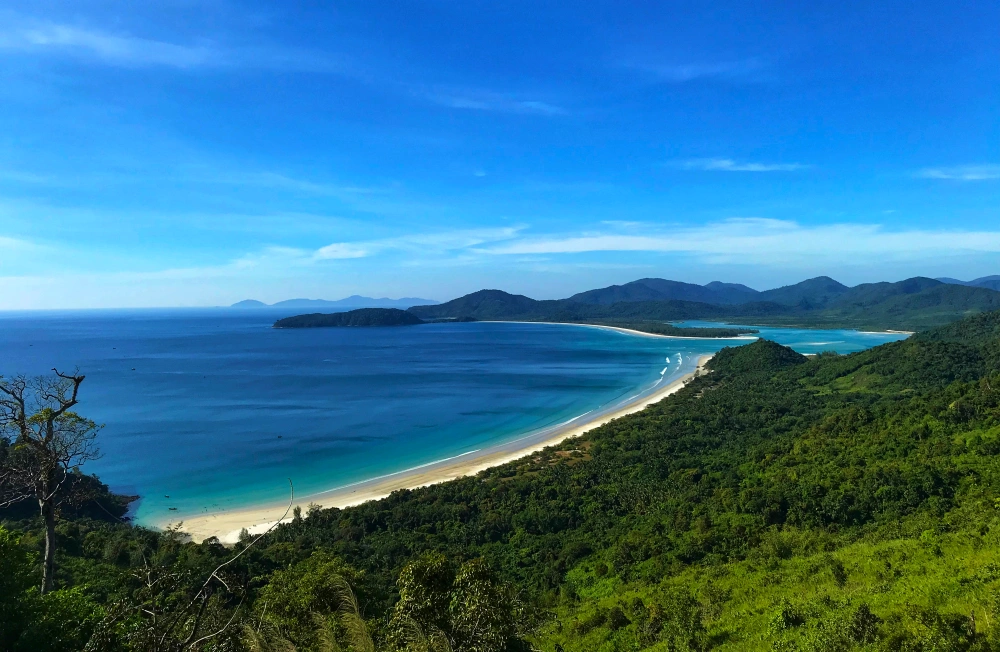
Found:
[0,170,58,184]
[0,20,564,119]
[678,158,808,172]
[225,172,386,198]
[423,89,566,115]
[0,21,347,72]
[917,165,1000,181]
[473,218,1000,264]
[8,218,1000,309]
[1,23,217,68]
[314,242,371,260]
[0,235,38,251]
[624,58,765,83]
[312,226,523,261]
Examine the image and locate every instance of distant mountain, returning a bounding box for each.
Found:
[273,308,425,328]
[408,290,785,322]
[272,299,348,308]
[704,281,760,299]
[818,281,1000,330]
[410,275,1000,331]
[568,278,760,305]
[409,289,558,321]
[756,276,850,308]
[830,277,942,307]
[565,276,860,308]
[936,275,1000,292]
[230,296,438,309]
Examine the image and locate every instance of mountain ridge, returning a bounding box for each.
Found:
[564,275,856,308]
[937,275,1000,291]
[230,296,438,309]
[408,275,1000,330]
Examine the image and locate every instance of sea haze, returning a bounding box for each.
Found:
[0,309,907,525]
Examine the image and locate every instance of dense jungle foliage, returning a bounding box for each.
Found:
[4,310,1000,650]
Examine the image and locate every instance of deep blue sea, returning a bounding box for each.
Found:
[0,309,908,525]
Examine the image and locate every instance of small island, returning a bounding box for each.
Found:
[274,308,426,328]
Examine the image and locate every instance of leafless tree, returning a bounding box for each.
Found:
[89,482,296,651]
[0,369,102,593]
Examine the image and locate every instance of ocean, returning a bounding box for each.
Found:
[0,309,908,525]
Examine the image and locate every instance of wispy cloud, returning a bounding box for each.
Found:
[0,235,39,251]
[1,20,564,118]
[0,169,59,184]
[0,23,217,68]
[218,172,387,198]
[473,218,1000,264]
[312,226,524,261]
[422,88,566,115]
[677,158,808,172]
[0,21,348,72]
[314,242,372,260]
[916,165,1000,181]
[624,58,765,83]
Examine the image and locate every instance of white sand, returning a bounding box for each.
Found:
[162,354,713,544]
[484,320,759,341]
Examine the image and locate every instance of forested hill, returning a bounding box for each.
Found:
[273,307,425,328]
[275,309,1000,649]
[4,311,1000,650]
[409,276,1000,330]
[405,289,788,322]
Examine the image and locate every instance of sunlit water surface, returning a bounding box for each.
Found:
[0,309,907,524]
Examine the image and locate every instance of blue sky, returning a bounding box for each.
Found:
[0,1,998,308]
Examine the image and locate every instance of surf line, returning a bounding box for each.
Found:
[312,358,690,502]
[303,449,484,499]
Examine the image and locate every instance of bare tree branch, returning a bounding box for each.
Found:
[185,595,246,650]
[156,479,295,649]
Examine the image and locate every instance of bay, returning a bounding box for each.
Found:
[0,309,907,525]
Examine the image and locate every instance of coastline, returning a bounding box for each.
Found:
[164,354,713,544]
[483,320,913,340]
[481,320,759,341]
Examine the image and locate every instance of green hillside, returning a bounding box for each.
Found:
[753,281,1000,330]
[756,275,851,307]
[4,310,1000,650]
[408,291,784,323]
[568,278,756,305]
[411,277,1000,331]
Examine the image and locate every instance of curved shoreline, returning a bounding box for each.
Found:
[164,354,713,543]
[481,320,760,340]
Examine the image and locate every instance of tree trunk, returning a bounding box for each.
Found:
[40,496,56,594]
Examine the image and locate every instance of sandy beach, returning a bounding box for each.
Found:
[165,351,713,543]
[485,320,760,341]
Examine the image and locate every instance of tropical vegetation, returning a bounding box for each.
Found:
[3,308,1000,649]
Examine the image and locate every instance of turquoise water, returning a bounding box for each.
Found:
[0,310,907,524]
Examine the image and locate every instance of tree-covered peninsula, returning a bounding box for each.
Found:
[4,309,1000,649]
[273,308,425,328]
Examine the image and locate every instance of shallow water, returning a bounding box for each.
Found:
[0,309,907,524]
